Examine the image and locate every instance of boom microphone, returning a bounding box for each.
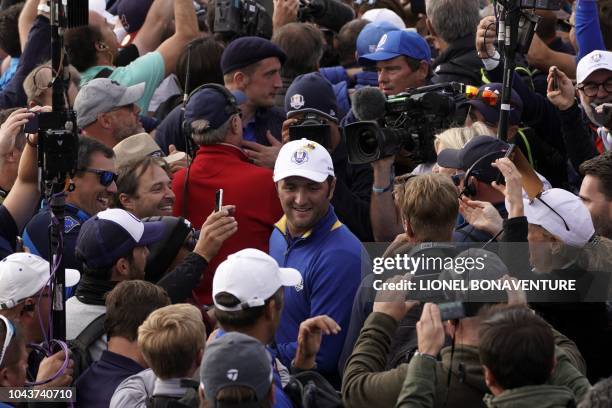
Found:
[351,86,387,121]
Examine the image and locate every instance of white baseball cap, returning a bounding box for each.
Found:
[273,139,335,183]
[522,188,595,248]
[0,253,81,310]
[362,8,406,30]
[576,50,612,84]
[212,249,302,311]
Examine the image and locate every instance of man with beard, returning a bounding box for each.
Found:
[579,152,612,239]
[23,136,117,278]
[74,79,146,148]
[546,50,612,169]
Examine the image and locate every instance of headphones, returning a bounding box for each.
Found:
[459,149,511,198]
[181,83,240,152]
[181,83,240,218]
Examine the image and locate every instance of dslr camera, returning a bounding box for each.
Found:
[288,112,332,148]
[344,83,468,165]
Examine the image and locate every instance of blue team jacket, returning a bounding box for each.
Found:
[269,206,365,382]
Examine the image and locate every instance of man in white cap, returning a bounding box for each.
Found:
[74,78,146,148]
[497,158,612,382]
[270,139,365,386]
[0,253,80,386]
[0,253,80,345]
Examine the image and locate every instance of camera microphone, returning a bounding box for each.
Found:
[351,86,387,121]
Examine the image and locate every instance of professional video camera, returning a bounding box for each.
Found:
[344,83,468,165]
[297,0,355,33]
[288,112,332,148]
[214,0,272,39]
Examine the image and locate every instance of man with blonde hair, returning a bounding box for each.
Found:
[138,303,206,406]
[339,172,460,376]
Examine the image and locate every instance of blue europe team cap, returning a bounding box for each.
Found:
[359,30,431,65]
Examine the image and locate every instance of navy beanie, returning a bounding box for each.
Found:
[285,72,339,122]
[221,36,286,75]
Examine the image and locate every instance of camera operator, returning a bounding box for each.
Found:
[358,30,431,97]
[395,305,589,408]
[283,72,374,240]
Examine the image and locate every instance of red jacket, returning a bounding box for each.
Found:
[172,143,283,305]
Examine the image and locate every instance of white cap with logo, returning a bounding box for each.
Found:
[576,50,612,84]
[0,253,81,310]
[212,248,302,311]
[273,139,335,183]
[522,188,595,247]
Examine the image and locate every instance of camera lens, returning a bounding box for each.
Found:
[357,129,378,155]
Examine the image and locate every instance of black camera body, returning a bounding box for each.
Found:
[519,0,562,9]
[344,83,468,165]
[297,0,355,33]
[214,0,272,39]
[37,110,79,184]
[288,113,331,148]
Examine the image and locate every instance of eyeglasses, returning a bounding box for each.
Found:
[0,315,15,368]
[576,79,612,97]
[532,194,570,232]
[79,168,118,187]
[465,86,500,107]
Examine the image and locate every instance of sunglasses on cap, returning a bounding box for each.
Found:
[0,315,15,367]
[465,85,500,107]
[79,168,118,187]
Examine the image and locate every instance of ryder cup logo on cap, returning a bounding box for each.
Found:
[292,147,310,165]
[274,139,334,183]
[227,369,239,381]
[577,50,612,84]
[290,94,305,110]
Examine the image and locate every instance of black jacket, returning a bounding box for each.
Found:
[431,34,484,87]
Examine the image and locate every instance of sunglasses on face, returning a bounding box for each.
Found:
[79,168,118,187]
[576,78,612,98]
[0,315,15,367]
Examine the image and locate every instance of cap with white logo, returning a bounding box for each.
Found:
[212,248,302,311]
[273,139,335,183]
[200,332,273,404]
[576,50,612,84]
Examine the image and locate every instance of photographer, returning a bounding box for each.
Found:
[395,305,589,408]
[283,72,374,241]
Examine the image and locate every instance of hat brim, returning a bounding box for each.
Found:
[273,169,329,183]
[466,100,499,125]
[118,82,145,107]
[278,267,302,287]
[436,147,464,169]
[358,51,401,64]
[138,221,166,246]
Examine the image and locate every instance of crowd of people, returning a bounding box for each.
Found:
[0,0,610,406]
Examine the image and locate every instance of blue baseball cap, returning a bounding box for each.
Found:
[359,30,431,65]
[76,208,166,271]
[184,86,247,130]
[356,21,400,59]
[285,73,339,122]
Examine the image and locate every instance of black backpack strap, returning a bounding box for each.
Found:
[72,313,106,351]
[94,68,114,79]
